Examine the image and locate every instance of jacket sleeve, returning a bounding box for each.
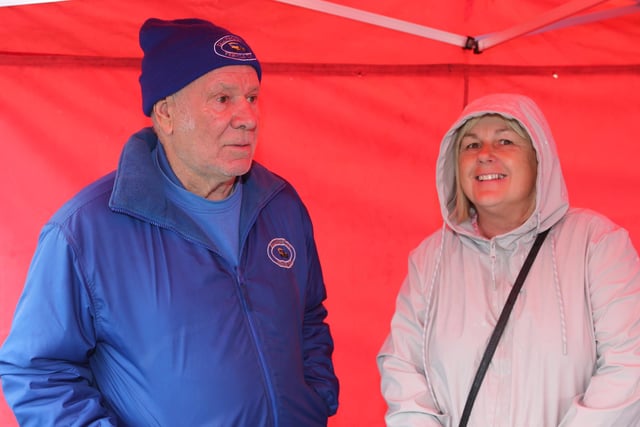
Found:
[559,224,640,426]
[0,224,118,426]
[376,243,449,427]
[301,217,340,416]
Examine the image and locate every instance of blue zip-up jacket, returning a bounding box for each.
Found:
[0,128,339,426]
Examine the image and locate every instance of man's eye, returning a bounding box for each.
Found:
[247,95,258,103]
[216,95,229,103]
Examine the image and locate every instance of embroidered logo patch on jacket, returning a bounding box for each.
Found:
[267,238,296,269]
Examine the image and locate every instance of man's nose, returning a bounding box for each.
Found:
[232,99,258,130]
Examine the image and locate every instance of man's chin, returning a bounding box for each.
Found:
[225,159,254,177]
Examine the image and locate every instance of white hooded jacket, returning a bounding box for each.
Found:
[377,93,640,427]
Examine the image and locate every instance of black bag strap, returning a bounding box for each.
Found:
[458,228,550,427]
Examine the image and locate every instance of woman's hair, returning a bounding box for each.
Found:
[452,113,533,223]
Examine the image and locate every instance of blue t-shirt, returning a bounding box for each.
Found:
[153,143,241,267]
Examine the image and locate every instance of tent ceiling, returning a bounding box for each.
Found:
[275,0,640,52]
[0,0,639,67]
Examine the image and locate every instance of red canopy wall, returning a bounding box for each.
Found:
[1,1,639,425]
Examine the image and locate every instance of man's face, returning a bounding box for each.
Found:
[161,65,260,196]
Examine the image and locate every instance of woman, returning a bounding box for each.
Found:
[377,93,640,426]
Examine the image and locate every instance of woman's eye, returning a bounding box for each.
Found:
[463,142,480,150]
[499,139,514,145]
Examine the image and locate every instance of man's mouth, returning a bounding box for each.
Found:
[476,173,506,181]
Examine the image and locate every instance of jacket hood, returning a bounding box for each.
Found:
[436,93,569,240]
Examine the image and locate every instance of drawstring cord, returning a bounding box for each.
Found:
[421,223,447,413]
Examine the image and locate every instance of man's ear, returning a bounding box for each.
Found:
[152,97,173,135]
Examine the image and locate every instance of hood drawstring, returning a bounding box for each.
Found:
[535,213,567,355]
[550,233,568,355]
[421,222,447,413]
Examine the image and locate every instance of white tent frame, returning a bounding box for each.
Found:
[275,0,640,52]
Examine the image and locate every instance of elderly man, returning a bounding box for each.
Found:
[0,18,339,426]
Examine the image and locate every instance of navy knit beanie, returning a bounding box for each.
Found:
[139,18,262,116]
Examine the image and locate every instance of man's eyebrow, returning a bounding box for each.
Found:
[210,82,260,92]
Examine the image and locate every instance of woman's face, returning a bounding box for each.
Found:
[457,115,538,226]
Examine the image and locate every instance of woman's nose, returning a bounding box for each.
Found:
[477,143,494,162]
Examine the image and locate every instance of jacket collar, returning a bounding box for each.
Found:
[109,127,285,248]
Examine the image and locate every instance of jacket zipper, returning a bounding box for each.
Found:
[235,270,279,427]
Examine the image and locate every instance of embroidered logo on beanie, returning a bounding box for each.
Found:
[214,35,257,61]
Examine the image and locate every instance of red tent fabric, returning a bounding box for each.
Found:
[1,1,639,425]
